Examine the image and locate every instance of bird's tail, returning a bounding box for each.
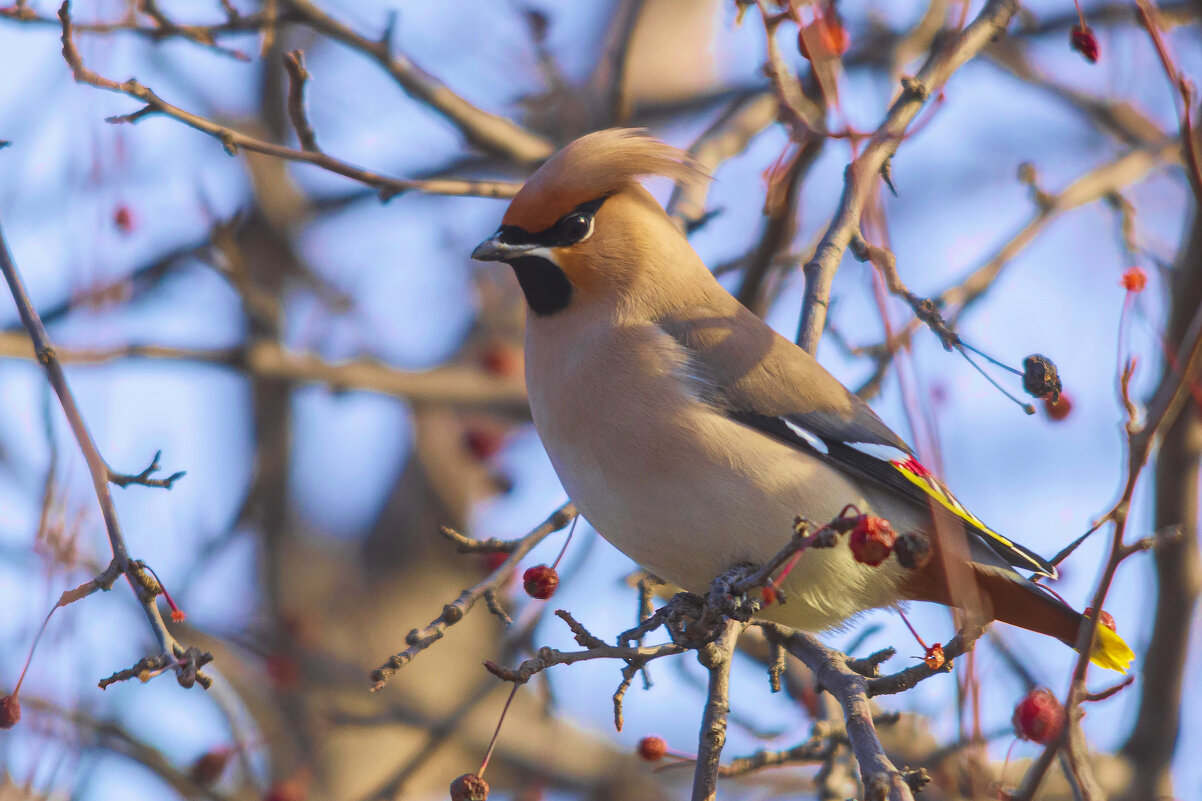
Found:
[972,564,1134,673]
[1085,618,1136,673]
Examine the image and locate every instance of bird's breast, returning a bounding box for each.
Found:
[523,317,907,631]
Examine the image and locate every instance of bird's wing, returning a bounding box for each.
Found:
[658,308,1058,579]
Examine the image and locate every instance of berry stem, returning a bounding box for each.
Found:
[1000,737,1018,788]
[549,516,577,570]
[1072,0,1088,29]
[957,340,1024,376]
[12,604,60,697]
[477,683,519,779]
[956,345,1036,414]
[895,608,929,651]
[142,563,187,622]
[1117,290,1136,386]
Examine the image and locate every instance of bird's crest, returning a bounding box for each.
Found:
[502,128,708,232]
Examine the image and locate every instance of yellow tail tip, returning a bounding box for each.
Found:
[1089,625,1135,673]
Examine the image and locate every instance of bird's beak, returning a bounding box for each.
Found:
[472,234,539,263]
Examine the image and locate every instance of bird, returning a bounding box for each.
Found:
[471,128,1132,672]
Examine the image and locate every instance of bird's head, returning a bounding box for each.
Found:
[472,129,708,316]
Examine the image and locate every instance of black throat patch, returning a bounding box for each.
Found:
[509,256,573,316]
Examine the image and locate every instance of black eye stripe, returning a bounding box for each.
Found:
[498,197,605,247]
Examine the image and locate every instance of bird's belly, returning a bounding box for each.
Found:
[535,394,908,631]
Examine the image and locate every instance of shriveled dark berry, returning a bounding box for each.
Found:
[450,773,490,801]
[1022,354,1062,402]
[0,695,20,729]
[894,531,932,570]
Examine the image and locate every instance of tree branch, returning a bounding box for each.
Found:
[57,2,520,201]
[0,334,530,415]
[765,626,929,801]
[284,0,553,164]
[796,0,1020,352]
[0,214,207,687]
[691,618,745,801]
[370,503,577,689]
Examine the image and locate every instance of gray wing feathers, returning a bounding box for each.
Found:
[657,309,911,453]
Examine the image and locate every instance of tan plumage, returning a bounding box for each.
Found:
[473,129,1132,671]
[501,129,706,232]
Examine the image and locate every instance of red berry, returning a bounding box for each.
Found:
[450,773,490,801]
[1070,24,1099,63]
[482,551,508,573]
[1085,607,1117,632]
[637,735,668,761]
[265,653,301,690]
[522,565,559,600]
[263,778,307,801]
[0,694,20,729]
[1044,392,1073,422]
[464,428,505,461]
[189,747,233,787]
[515,787,545,801]
[818,18,849,56]
[1121,266,1147,293]
[848,515,895,566]
[480,345,523,378]
[799,683,820,718]
[1012,688,1064,744]
[796,29,811,60]
[923,643,946,670]
[113,205,135,234]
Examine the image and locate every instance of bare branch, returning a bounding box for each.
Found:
[57,2,521,201]
[108,450,186,490]
[691,618,745,801]
[285,0,553,164]
[765,626,929,801]
[483,640,684,685]
[797,0,1021,352]
[0,214,204,687]
[282,50,319,153]
[370,503,577,689]
[0,1,264,58]
[0,334,530,415]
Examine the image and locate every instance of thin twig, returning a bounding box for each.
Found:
[0,1,264,58]
[57,2,521,201]
[370,503,577,689]
[765,626,929,801]
[1012,285,1202,801]
[284,0,553,164]
[1134,0,1202,198]
[282,50,319,152]
[0,214,207,687]
[796,0,1021,352]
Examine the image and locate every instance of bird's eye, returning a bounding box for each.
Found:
[560,213,593,243]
